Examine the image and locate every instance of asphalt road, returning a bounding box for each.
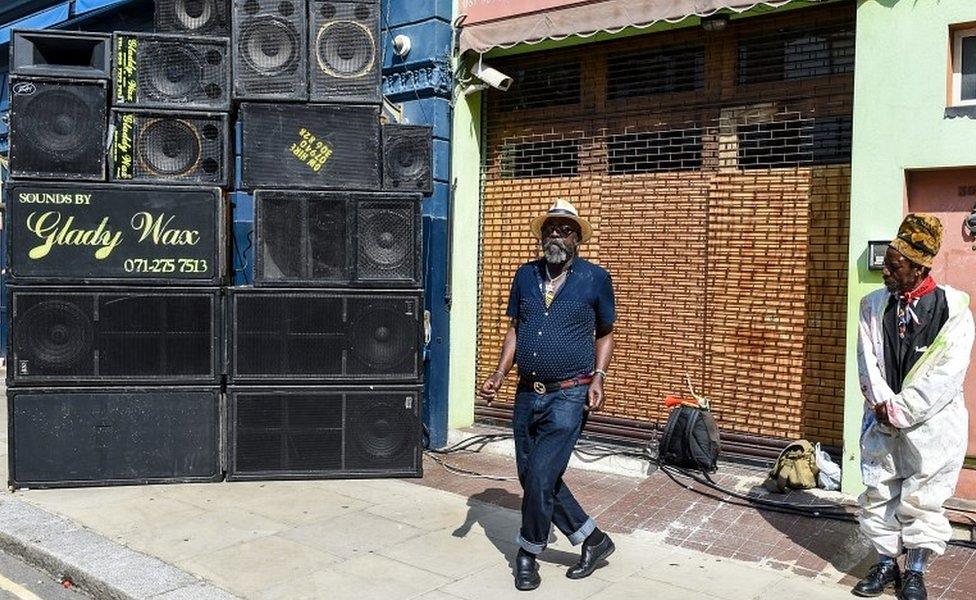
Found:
[0,549,90,600]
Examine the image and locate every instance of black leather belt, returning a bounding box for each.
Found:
[519,375,594,395]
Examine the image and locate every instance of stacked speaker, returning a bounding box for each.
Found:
[5,24,228,488]
[3,0,432,488]
[227,0,430,481]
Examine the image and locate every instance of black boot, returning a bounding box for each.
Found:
[514,548,541,591]
[899,570,927,600]
[566,529,615,579]
[852,560,901,597]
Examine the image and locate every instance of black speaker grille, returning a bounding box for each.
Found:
[234,391,344,473]
[240,103,381,190]
[309,0,381,103]
[382,124,433,194]
[110,110,228,186]
[228,386,422,478]
[9,78,107,180]
[114,33,230,111]
[253,190,420,286]
[11,288,219,384]
[230,289,422,381]
[155,0,231,36]
[10,388,220,488]
[233,0,307,100]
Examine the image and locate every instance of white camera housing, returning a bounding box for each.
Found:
[471,61,513,92]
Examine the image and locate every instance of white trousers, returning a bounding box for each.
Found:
[858,399,968,556]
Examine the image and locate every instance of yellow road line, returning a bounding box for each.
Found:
[0,571,45,600]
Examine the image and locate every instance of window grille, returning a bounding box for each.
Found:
[607,45,705,100]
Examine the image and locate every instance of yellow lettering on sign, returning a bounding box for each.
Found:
[25,211,123,260]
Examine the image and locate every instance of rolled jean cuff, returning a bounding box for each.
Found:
[568,517,596,546]
[517,534,546,555]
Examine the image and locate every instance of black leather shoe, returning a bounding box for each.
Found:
[899,570,927,600]
[514,549,541,591]
[566,533,615,579]
[852,561,901,597]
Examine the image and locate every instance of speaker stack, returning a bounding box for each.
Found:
[5,13,232,487]
[5,0,434,488]
[228,0,432,481]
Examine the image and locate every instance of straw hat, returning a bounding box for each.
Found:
[529,199,592,243]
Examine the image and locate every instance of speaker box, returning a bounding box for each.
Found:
[5,181,226,285]
[227,288,423,382]
[227,385,422,479]
[232,0,308,100]
[113,32,231,111]
[8,77,108,181]
[308,0,381,104]
[155,0,231,36]
[109,109,229,186]
[254,190,421,287]
[8,387,221,489]
[383,124,433,195]
[9,287,221,385]
[240,102,381,190]
[11,30,112,79]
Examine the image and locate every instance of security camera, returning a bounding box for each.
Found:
[472,61,512,92]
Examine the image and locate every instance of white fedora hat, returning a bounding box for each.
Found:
[529,199,592,243]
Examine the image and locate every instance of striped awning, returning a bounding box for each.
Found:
[458,0,819,54]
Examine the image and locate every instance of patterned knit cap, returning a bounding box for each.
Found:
[890,213,943,268]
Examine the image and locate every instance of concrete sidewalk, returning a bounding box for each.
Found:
[1,472,859,600]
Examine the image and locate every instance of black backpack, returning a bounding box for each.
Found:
[658,405,721,473]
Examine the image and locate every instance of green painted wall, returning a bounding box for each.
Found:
[842,0,976,491]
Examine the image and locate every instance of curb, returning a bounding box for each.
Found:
[0,495,239,600]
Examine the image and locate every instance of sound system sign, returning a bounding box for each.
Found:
[6,182,225,285]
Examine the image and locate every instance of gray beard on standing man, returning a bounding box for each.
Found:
[543,239,570,264]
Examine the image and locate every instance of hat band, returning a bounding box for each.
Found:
[896,234,936,257]
[546,208,578,218]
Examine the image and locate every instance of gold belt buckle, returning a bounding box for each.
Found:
[532,381,546,394]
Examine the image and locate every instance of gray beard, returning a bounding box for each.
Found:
[543,240,569,264]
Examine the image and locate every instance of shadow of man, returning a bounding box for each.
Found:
[452,487,585,574]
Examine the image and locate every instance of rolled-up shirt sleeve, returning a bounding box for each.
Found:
[506,267,522,320]
[596,271,616,328]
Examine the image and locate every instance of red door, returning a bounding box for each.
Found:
[907,169,976,499]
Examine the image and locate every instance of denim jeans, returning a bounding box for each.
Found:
[512,384,596,554]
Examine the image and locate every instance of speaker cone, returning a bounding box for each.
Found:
[21,301,93,369]
[386,139,426,183]
[242,17,300,76]
[143,43,204,101]
[20,89,98,160]
[360,209,410,273]
[349,401,411,461]
[347,303,413,370]
[138,119,202,176]
[315,20,375,78]
[175,0,217,31]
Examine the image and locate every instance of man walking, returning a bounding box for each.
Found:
[480,199,616,591]
[854,214,974,600]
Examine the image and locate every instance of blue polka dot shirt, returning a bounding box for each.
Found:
[506,257,616,383]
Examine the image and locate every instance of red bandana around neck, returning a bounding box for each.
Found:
[896,275,937,338]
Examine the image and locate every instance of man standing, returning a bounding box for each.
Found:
[854,214,974,600]
[480,199,616,591]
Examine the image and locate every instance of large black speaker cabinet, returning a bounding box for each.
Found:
[8,77,107,181]
[9,287,221,385]
[240,102,381,190]
[109,109,229,186]
[227,288,423,382]
[227,385,422,480]
[156,0,231,36]
[11,30,112,79]
[383,124,433,195]
[113,32,231,111]
[9,387,221,489]
[308,0,381,104]
[232,0,308,100]
[254,190,421,287]
[5,182,226,285]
